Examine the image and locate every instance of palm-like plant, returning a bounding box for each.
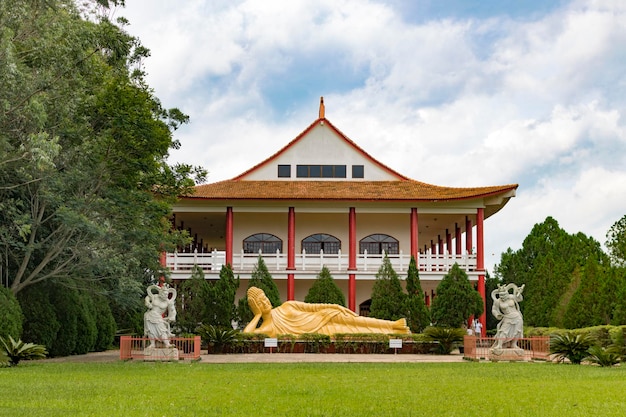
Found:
[586,345,620,367]
[197,324,239,353]
[549,332,594,364]
[0,336,48,366]
[424,326,466,354]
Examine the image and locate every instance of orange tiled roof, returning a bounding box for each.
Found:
[190,180,518,202]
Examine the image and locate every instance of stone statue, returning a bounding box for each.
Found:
[144,284,177,348]
[243,287,410,337]
[491,283,524,350]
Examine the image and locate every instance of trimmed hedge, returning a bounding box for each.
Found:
[0,286,23,341]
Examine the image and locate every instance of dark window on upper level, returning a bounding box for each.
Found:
[302,233,341,254]
[278,165,291,178]
[243,233,283,254]
[296,165,347,178]
[352,165,364,178]
[359,234,399,255]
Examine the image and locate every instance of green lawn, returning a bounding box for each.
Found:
[1,361,625,416]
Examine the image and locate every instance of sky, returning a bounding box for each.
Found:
[119,0,626,273]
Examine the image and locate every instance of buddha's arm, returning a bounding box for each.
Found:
[243,314,262,333]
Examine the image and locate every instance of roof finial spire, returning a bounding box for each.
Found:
[319,96,325,119]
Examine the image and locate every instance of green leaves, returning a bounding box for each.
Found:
[549,332,594,364]
[430,263,483,328]
[0,335,47,366]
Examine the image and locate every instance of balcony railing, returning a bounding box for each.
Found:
[166,249,477,274]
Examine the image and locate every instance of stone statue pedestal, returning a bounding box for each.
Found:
[489,347,525,361]
[143,347,180,361]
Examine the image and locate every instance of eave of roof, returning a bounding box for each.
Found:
[188,180,519,202]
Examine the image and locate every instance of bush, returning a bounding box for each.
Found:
[0,336,47,366]
[93,295,116,351]
[305,266,346,306]
[300,333,331,353]
[586,345,620,367]
[18,282,61,351]
[197,324,239,353]
[424,327,465,354]
[0,286,23,341]
[549,332,594,364]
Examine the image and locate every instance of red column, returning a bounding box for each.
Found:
[438,235,443,255]
[410,208,418,260]
[465,216,472,254]
[455,223,462,255]
[287,207,295,270]
[225,207,233,266]
[287,207,295,300]
[476,207,486,336]
[445,229,451,255]
[348,207,356,311]
[348,208,356,270]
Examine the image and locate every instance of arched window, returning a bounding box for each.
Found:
[359,234,399,255]
[243,233,282,254]
[302,233,341,254]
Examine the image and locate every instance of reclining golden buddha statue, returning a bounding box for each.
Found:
[243,287,410,337]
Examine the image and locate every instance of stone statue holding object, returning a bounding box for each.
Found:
[144,284,177,348]
[491,283,524,351]
[243,287,410,337]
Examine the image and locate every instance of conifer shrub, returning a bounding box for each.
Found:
[237,256,280,326]
[369,255,406,320]
[404,256,430,332]
[305,266,345,306]
[18,282,61,352]
[0,286,23,341]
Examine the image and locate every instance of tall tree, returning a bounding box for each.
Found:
[563,259,612,329]
[494,217,607,327]
[0,0,205,298]
[205,264,240,328]
[305,266,346,306]
[606,215,626,267]
[369,255,406,321]
[430,263,483,328]
[175,265,211,334]
[403,256,430,332]
[237,257,281,326]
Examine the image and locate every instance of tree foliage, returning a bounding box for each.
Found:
[495,217,609,327]
[403,256,430,332]
[430,263,483,328]
[304,266,345,306]
[175,265,211,334]
[369,255,406,321]
[606,215,626,267]
[0,0,205,298]
[205,264,240,328]
[237,257,280,326]
[0,286,23,340]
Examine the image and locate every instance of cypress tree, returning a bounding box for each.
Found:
[176,265,211,333]
[430,263,483,328]
[206,264,240,328]
[404,256,430,332]
[237,256,281,326]
[305,266,346,306]
[369,255,406,321]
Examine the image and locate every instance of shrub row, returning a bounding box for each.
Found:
[203,332,439,354]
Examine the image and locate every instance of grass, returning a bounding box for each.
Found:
[1,361,625,416]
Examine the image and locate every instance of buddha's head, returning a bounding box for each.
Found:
[247,287,272,315]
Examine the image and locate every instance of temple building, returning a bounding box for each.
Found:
[167,98,518,332]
